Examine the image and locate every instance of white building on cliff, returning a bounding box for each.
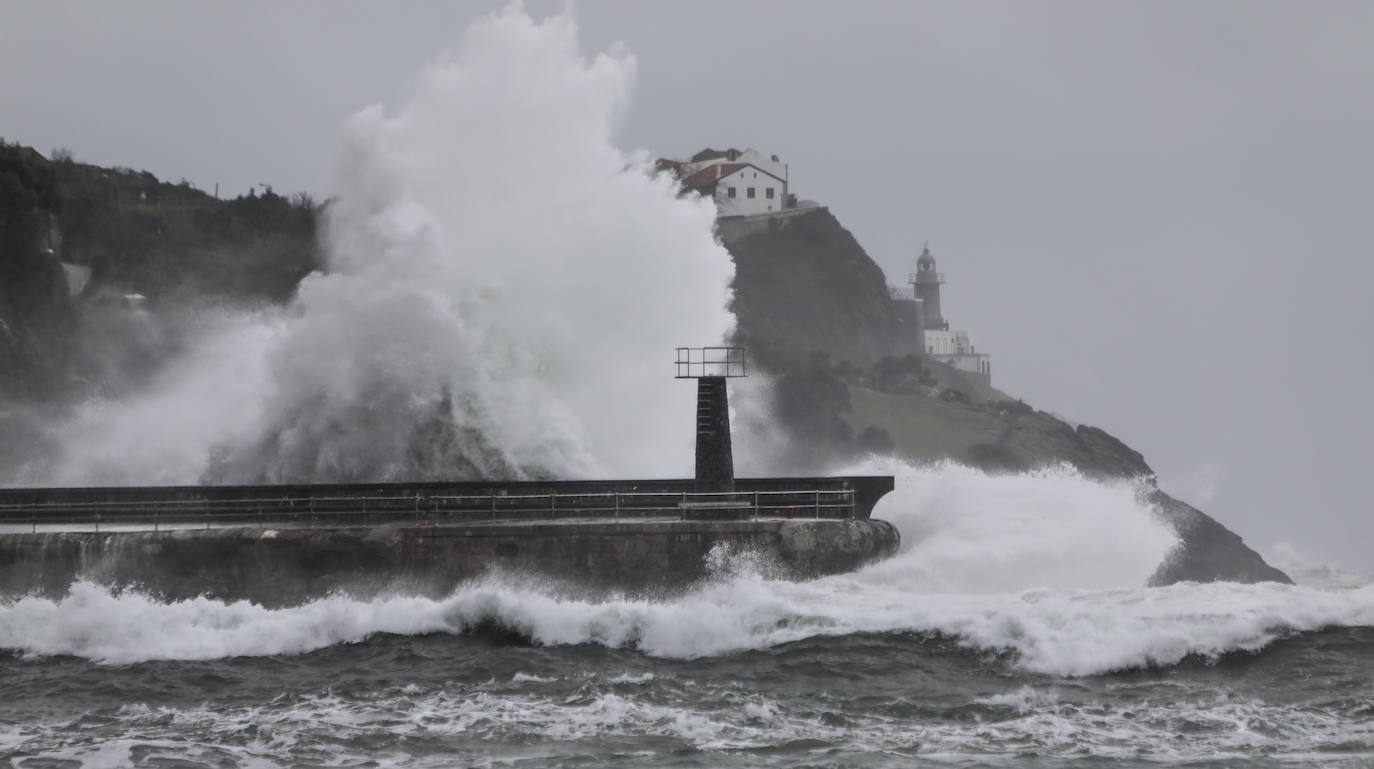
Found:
[659,148,791,218]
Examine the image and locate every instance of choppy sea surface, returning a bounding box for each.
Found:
[2,464,1371,768]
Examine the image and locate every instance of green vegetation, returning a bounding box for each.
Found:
[0,141,322,400]
[53,161,318,302]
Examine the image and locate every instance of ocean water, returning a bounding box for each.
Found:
[3,463,1371,768]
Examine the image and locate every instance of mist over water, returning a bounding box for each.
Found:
[14,7,733,486]
[22,311,286,486]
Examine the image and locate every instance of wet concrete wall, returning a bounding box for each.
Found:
[0,476,895,526]
[0,518,899,606]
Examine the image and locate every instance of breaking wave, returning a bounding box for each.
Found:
[4,463,1370,675]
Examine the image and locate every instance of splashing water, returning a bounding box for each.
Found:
[10,310,286,486]
[19,6,733,486]
[8,462,1368,677]
[860,459,1180,593]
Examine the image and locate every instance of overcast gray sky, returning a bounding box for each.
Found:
[3,1,1371,569]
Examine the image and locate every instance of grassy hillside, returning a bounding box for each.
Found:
[845,385,1152,478]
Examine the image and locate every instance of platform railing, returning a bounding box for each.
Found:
[0,488,856,533]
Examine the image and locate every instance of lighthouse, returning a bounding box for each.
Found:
[911,243,947,331]
[908,243,992,383]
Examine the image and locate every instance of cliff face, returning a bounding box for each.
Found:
[726,209,923,371]
[0,145,75,399]
[724,208,1290,585]
[0,242,73,396]
[0,143,318,404]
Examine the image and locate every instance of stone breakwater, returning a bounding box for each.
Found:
[0,518,900,607]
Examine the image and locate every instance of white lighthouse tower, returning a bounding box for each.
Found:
[909,244,991,383]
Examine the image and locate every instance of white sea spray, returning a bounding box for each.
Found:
[17,5,732,486]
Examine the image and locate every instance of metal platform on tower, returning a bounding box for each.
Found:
[676,346,746,498]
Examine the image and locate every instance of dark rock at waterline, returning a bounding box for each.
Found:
[860,386,1292,585]
[1147,491,1292,585]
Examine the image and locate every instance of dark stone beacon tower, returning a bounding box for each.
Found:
[675,347,747,492]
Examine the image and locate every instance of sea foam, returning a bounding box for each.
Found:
[4,463,1370,675]
[11,676,1372,765]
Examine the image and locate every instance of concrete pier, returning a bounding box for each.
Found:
[0,517,900,607]
[0,475,898,605]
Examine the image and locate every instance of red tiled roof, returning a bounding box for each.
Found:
[691,147,743,163]
[680,162,747,190]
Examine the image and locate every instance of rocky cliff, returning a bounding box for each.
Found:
[0,143,319,404]
[723,207,1290,585]
[0,144,75,399]
[727,208,924,371]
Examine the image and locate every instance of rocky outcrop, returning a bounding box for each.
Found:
[726,209,1290,585]
[778,518,900,577]
[1147,491,1292,585]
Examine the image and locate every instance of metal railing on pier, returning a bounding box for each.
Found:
[0,488,856,533]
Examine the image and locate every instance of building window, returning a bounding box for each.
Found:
[747,187,756,198]
[727,187,736,198]
[766,188,775,199]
